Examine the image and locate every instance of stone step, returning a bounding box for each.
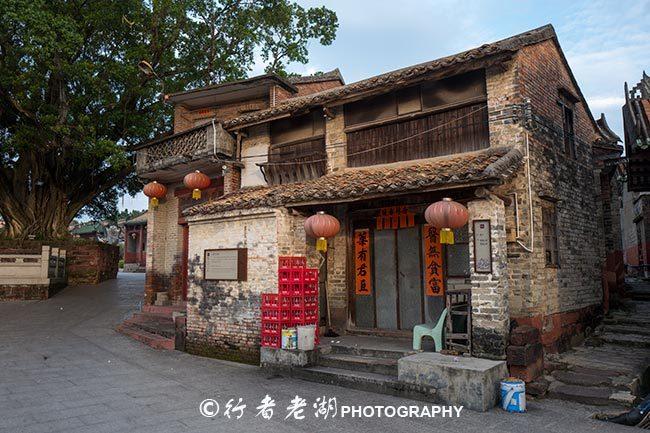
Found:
[132,311,175,323]
[547,382,623,407]
[329,343,413,360]
[599,333,650,348]
[115,323,175,350]
[287,366,437,402]
[603,324,650,336]
[551,370,613,388]
[142,304,186,315]
[318,353,398,376]
[603,316,650,327]
[125,317,175,339]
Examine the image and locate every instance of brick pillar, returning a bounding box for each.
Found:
[325,205,348,331]
[223,163,241,195]
[468,194,509,359]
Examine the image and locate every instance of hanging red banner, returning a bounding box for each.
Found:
[375,206,415,230]
[423,225,445,297]
[354,229,372,296]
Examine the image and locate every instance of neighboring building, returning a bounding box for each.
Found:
[620,72,650,277]
[122,212,148,273]
[134,25,612,367]
[70,221,107,240]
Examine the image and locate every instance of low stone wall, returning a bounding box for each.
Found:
[0,240,119,286]
[0,282,67,301]
[66,242,119,284]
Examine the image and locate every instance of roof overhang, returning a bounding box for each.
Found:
[166,74,297,110]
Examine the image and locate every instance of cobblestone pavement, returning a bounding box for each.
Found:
[0,274,634,433]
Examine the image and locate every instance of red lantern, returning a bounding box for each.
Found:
[143,181,167,209]
[305,211,340,252]
[424,197,469,244]
[183,170,211,200]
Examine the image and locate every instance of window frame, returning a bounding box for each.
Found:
[558,98,576,159]
[542,202,560,268]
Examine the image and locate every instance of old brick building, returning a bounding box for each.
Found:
[133,25,613,370]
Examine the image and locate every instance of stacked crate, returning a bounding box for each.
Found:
[260,256,319,348]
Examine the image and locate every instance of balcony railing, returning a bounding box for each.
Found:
[135,122,235,180]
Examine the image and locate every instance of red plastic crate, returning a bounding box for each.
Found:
[303,268,318,283]
[279,256,306,269]
[278,268,292,284]
[261,293,279,308]
[261,321,281,335]
[261,307,280,321]
[290,295,304,308]
[304,308,318,322]
[279,295,291,308]
[290,269,303,283]
[280,308,292,323]
[279,282,292,297]
[290,308,306,323]
[261,334,280,348]
[304,295,317,308]
[290,283,304,296]
[303,281,318,296]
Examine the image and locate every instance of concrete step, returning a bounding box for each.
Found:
[547,382,622,407]
[329,343,413,360]
[287,366,437,402]
[318,353,398,376]
[125,317,175,339]
[142,304,186,315]
[603,324,650,336]
[599,333,650,348]
[603,316,650,327]
[115,323,175,350]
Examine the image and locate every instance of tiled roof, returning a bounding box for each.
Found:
[222,25,556,130]
[288,69,345,85]
[184,146,523,217]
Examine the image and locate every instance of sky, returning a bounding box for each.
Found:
[120,0,650,212]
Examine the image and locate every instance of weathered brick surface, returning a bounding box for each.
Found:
[509,325,540,346]
[145,186,184,304]
[184,207,308,362]
[173,98,269,133]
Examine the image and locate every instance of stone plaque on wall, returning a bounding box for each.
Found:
[204,248,247,281]
[473,220,492,273]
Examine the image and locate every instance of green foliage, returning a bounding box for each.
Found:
[0,0,338,238]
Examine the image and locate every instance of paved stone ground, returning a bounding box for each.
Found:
[0,274,634,433]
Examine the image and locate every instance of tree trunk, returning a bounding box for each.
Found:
[1,185,76,240]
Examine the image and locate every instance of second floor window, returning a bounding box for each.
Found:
[562,104,575,158]
[542,203,559,267]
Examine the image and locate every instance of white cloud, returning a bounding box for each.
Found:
[587,96,625,110]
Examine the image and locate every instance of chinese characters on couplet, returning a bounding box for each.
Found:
[423,225,445,297]
[354,229,372,296]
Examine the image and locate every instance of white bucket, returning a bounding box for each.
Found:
[296,325,316,350]
[501,378,526,412]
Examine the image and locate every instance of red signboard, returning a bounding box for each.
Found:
[354,229,372,296]
[423,225,444,297]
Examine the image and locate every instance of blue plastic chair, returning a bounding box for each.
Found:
[412,308,448,351]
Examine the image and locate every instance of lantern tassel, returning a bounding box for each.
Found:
[192,189,201,200]
[150,197,159,209]
[316,237,328,252]
[440,228,454,244]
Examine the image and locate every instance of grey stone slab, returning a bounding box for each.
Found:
[398,352,508,412]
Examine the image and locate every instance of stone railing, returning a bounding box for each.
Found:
[0,246,67,286]
[136,122,236,177]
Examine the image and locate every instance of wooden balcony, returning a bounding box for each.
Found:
[135,122,236,183]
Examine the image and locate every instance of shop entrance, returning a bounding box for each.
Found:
[352,223,449,332]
